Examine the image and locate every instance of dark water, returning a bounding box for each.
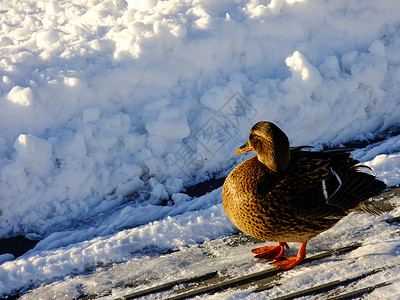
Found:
[0,236,38,259]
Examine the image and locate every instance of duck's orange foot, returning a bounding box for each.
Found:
[251,242,289,260]
[271,241,308,270]
[272,256,303,270]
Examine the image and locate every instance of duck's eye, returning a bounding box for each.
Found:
[250,133,261,140]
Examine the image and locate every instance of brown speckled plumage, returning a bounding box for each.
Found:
[222,121,386,269]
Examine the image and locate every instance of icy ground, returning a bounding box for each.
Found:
[1,0,400,298]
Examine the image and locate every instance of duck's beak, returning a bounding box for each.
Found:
[236,141,254,154]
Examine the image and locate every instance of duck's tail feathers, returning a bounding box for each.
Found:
[326,170,387,215]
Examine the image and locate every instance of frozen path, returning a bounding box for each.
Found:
[1,0,400,241]
[17,185,400,300]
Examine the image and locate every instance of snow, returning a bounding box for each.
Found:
[0,0,400,298]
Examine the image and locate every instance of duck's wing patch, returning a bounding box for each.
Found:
[274,148,386,220]
[274,158,347,220]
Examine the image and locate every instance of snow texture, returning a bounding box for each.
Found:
[0,0,400,298]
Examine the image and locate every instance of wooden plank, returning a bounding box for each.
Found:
[122,271,218,299]
[326,281,391,300]
[266,267,389,300]
[164,243,362,300]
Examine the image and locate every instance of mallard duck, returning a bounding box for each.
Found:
[222,121,386,270]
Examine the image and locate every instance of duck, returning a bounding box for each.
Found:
[222,121,386,270]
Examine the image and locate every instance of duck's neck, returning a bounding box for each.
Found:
[257,149,290,173]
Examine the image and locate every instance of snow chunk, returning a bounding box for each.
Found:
[350,51,388,86]
[369,40,385,57]
[285,51,322,92]
[13,28,32,41]
[53,132,87,159]
[35,30,60,48]
[127,0,156,10]
[0,37,13,46]
[13,134,53,177]
[45,1,61,15]
[146,108,190,140]
[149,178,169,204]
[0,254,14,265]
[82,107,101,123]
[7,86,33,106]
[365,153,400,187]
[319,56,340,79]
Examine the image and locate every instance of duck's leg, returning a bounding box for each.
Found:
[251,242,289,260]
[272,241,307,270]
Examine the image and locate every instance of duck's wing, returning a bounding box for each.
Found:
[273,148,386,221]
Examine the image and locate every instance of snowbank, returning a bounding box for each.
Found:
[1,0,400,240]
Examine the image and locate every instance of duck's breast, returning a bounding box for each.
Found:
[222,157,277,236]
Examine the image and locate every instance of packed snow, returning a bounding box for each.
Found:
[0,0,400,298]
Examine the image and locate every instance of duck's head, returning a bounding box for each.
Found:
[236,121,290,173]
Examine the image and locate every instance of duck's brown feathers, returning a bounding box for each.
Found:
[222,146,386,243]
